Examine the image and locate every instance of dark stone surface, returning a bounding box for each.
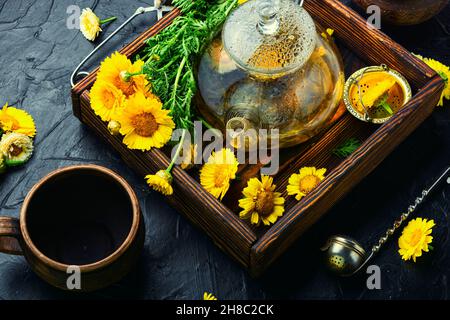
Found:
[0,0,449,300]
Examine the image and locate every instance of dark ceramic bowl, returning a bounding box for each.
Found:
[353,0,449,26]
[0,165,144,291]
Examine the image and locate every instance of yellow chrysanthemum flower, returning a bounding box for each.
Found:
[90,81,126,122]
[0,132,34,167]
[398,217,435,262]
[239,175,285,226]
[79,8,116,41]
[97,53,152,98]
[114,92,174,151]
[180,144,198,170]
[0,103,36,138]
[200,148,239,200]
[80,8,102,41]
[145,170,173,196]
[203,292,218,300]
[287,167,326,201]
[128,59,157,99]
[238,0,248,4]
[415,54,450,106]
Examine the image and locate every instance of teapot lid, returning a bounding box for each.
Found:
[223,0,316,77]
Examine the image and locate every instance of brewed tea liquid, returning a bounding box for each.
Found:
[196,35,344,148]
[349,71,406,119]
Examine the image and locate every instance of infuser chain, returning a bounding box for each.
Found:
[371,191,427,253]
[370,167,450,254]
[346,167,450,276]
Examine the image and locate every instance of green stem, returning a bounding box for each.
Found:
[170,56,187,111]
[100,16,117,24]
[380,101,394,115]
[437,71,448,85]
[198,117,221,137]
[123,70,143,82]
[226,0,239,16]
[166,129,187,173]
[198,117,213,130]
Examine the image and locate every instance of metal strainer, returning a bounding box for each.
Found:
[321,166,450,277]
[343,64,412,124]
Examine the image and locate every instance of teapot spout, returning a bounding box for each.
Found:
[226,117,258,150]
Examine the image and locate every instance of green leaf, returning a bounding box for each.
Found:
[333,138,361,158]
[379,101,393,115]
[142,0,238,130]
[375,93,393,115]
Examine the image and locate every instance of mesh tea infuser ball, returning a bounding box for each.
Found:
[321,166,450,277]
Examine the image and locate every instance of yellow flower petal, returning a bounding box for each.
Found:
[200,148,239,200]
[0,103,36,138]
[300,167,314,176]
[90,81,125,122]
[398,217,435,262]
[414,54,450,106]
[315,168,327,178]
[321,28,334,40]
[251,212,260,225]
[287,166,326,201]
[238,174,285,227]
[96,52,153,98]
[80,8,101,41]
[145,170,173,196]
[203,292,217,300]
[180,144,198,170]
[114,92,174,151]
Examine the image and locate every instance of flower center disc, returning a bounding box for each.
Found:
[299,175,320,194]
[409,229,423,247]
[132,112,158,137]
[214,168,229,187]
[9,144,23,157]
[255,190,274,217]
[118,72,141,97]
[120,82,135,97]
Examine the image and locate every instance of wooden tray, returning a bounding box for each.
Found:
[71,1,444,276]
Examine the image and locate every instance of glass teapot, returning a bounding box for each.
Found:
[196,0,345,148]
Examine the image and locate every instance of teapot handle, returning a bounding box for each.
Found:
[0,217,23,255]
[70,4,174,87]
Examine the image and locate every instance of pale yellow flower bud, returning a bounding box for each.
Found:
[79,8,101,41]
[107,120,121,136]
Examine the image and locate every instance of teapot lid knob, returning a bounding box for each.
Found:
[223,0,316,78]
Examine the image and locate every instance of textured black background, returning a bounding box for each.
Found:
[0,0,449,300]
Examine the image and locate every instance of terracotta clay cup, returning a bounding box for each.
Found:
[353,0,449,26]
[0,165,144,292]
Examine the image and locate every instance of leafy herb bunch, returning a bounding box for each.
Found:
[142,0,238,130]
